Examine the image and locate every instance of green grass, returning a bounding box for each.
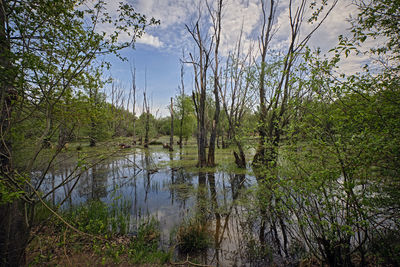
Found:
[174,215,212,254]
[29,200,171,266]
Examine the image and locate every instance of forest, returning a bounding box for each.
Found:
[0,0,399,266]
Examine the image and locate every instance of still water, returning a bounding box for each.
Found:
[34,147,262,266]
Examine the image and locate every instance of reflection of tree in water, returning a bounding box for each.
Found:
[144,149,150,202]
[196,172,208,222]
[254,174,290,261]
[169,152,176,205]
[169,168,194,208]
[140,149,161,217]
[180,172,249,266]
[90,164,108,201]
[132,152,139,223]
[77,163,109,202]
[208,173,248,266]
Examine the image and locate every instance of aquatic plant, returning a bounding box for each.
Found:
[175,216,212,253]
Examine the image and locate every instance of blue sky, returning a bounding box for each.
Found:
[105,45,188,117]
[99,0,370,117]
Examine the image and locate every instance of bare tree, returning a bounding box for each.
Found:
[186,0,223,167]
[253,0,338,169]
[252,0,277,169]
[169,97,174,151]
[143,91,150,148]
[206,0,223,167]
[178,61,185,149]
[143,68,150,148]
[252,0,339,255]
[130,65,137,143]
[219,29,255,168]
[186,9,212,167]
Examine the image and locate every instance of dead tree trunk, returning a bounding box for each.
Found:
[207,0,223,167]
[218,26,252,169]
[186,19,211,168]
[89,87,97,147]
[169,97,174,151]
[252,0,276,169]
[131,65,137,143]
[178,63,184,149]
[253,0,338,171]
[143,92,150,148]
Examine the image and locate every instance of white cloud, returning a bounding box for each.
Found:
[126,0,374,73]
[137,33,164,48]
[218,0,262,56]
[82,0,165,48]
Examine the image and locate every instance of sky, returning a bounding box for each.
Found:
[98,0,368,117]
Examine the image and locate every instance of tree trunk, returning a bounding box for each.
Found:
[169,97,174,151]
[0,2,29,265]
[207,83,220,167]
[89,119,96,147]
[179,63,184,149]
[144,111,149,148]
[252,0,275,170]
[207,0,222,167]
[0,201,29,267]
[233,150,246,169]
[131,66,137,144]
[143,92,149,148]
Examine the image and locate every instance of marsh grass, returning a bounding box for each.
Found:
[174,216,212,254]
[28,198,170,265]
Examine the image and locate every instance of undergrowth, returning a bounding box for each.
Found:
[27,200,171,266]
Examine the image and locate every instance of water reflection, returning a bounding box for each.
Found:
[37,147,256,266]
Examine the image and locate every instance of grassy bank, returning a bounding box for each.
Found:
[27,200,171,266]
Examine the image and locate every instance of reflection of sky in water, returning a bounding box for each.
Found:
[35,148,256,265]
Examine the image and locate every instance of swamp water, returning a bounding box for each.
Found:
[34,146,274,266]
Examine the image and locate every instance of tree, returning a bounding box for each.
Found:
[0,1,157,265]
[253,0,338,171]
[178,62,185,148]
[186,0,223,167]
[351,0,400,68]
[130,65,138,143]
[186,12,211,167]
[219,29,256,168]
[143,92,150,148]
[206,0,222,167]
[250,0,338,256]
[252,0,400,264]
[169,97,174,151]
[174,94,196,144]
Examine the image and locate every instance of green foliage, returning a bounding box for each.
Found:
[65,193,131,235]
[250,1,400,263]
[68,201,110,234]
[136,112,158,139]
[351,0,400,63]
[174,94,196,141]
[0,177,25,205]
[5,0,158,172]
[367,229,400,266]
[128,218,171,264]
